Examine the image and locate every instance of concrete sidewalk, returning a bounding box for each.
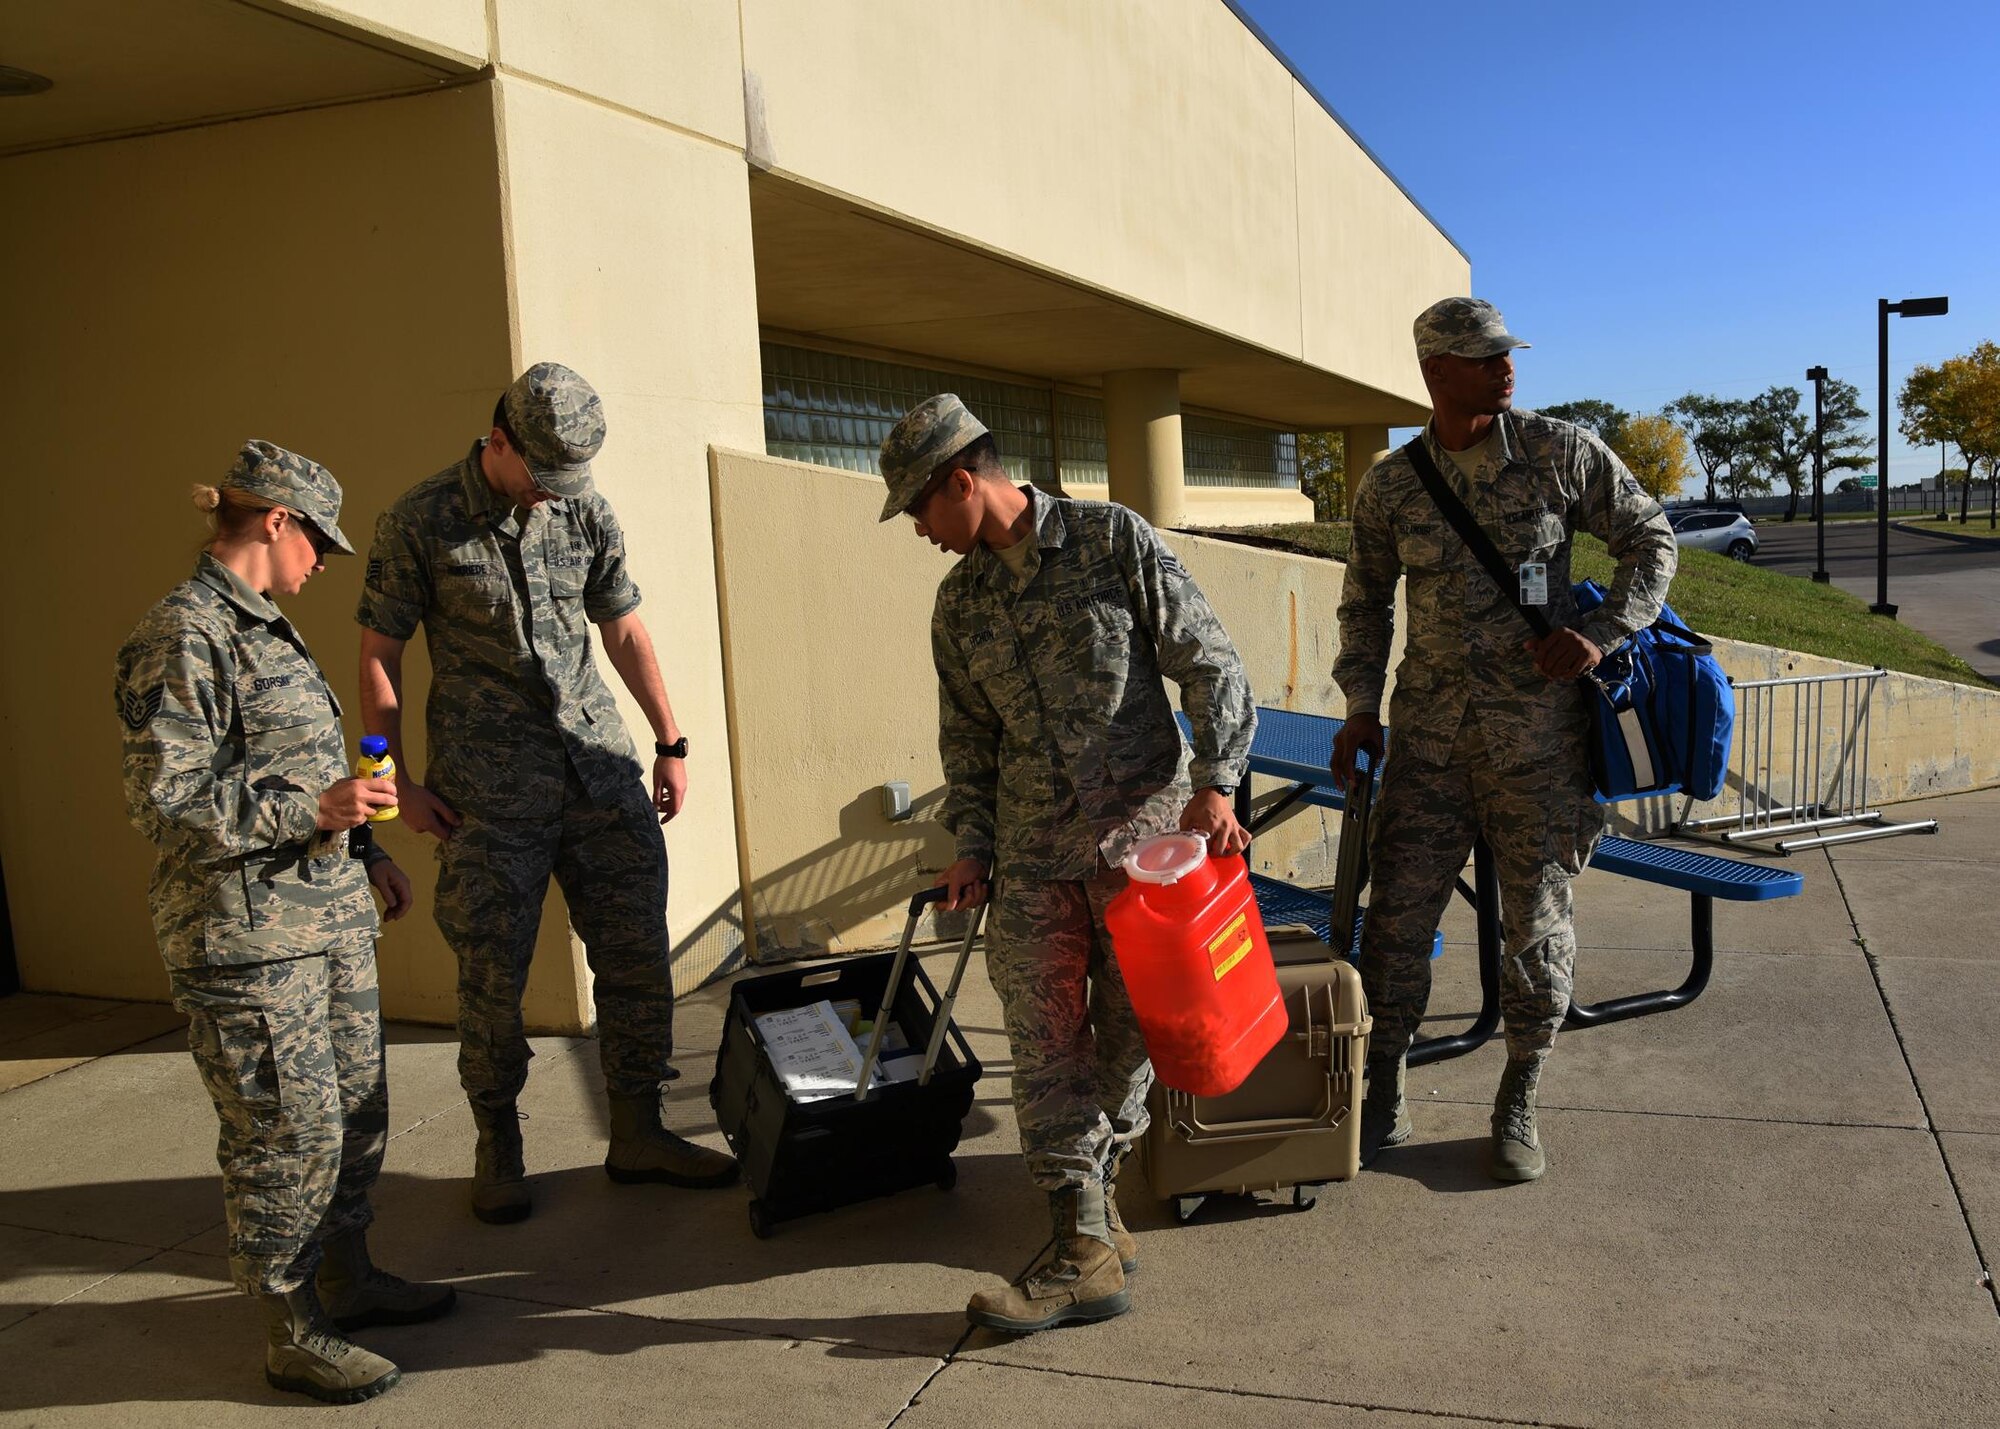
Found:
[3,792,1997,1426]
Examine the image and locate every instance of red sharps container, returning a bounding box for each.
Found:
[1107,832,1288,1098]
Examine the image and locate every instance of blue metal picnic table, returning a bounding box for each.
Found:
[1188,706,1804,1065]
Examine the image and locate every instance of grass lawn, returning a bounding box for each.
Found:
[1186,521,1994,690]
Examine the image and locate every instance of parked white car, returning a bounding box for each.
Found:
[1670,509,1759,561]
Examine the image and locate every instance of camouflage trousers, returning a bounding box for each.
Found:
[169,945,385,1296]
[1360,706,1605,1073]
[986,866,1153,1192]
[435,772,674,1112]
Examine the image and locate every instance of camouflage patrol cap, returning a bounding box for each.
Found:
[224,440,354,556]
[502,361,606,499]
[1413,297,1531,361]
[876,393,990,522]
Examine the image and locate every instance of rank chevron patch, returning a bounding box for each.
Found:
[117,683,164,732]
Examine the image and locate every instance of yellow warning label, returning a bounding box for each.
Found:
[1208,914,1252,982]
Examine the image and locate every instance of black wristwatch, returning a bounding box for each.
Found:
[1211,784,1236,797]
[655,737,689,759]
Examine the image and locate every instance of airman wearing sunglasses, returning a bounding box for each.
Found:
[115,441,444,1402]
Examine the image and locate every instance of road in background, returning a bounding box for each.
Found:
[1749,518,2000,683]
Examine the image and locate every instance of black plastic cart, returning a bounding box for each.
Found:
[708,887,984,1238]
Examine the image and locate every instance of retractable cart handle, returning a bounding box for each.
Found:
[854,885,985,1100]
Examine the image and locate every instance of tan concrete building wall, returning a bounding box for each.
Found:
[1294,91,1469,399]
[709,451,957,957]
[0,85,558,1022]
[5,0,1469,1011]
[737,0,1465,407]
[1065,484,1314,528]
[708,453,1388,954]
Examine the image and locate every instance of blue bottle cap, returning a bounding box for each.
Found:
[359,735,389,757]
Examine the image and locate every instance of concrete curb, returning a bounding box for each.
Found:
[1891,517,2000,551]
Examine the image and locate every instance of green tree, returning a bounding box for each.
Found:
[1743,381,1870,522]
[1744,387,1808,520]
[1541,399,1632,450]
[1900,361,1966,519]
[1813,378,1873,479]
[1610,413,1692,502]
[1664,394,1755,504]
[1902,343,2000,525]
[1296,431,1346,522]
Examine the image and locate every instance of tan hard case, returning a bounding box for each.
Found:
[1138,934,1371,1220]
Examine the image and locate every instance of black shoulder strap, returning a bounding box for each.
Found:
[1400,437,1552,640]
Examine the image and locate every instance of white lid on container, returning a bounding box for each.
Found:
[1121,832,1209,886]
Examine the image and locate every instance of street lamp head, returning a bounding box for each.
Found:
[1806,365,1828,381]
[1891,296,1949,318]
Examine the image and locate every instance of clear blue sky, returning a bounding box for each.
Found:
[1237,0,2000,494]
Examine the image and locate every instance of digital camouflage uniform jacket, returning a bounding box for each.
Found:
[1333,410,1678,767]
[933,487,1256,881]
[356,442,645,820]
[116,554,381,969]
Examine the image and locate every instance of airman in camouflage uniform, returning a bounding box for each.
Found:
[880,394,1255,1333]
[356,363,735,1225]
[1333,299,1677,1181]
[117,441,453,1404]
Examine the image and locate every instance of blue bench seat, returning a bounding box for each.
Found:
[1249,873,1443,961]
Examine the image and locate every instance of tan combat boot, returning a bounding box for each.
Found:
[1490,1058,1546,1182]
[604,1091,739,1188]
[966,1183,1130,1333]
[470,1103,531,1224]
[1358,1054,1413,1168]
[260,1284,400,1404]
[1103,1147,1139,1274]
[317,1229,458,1331]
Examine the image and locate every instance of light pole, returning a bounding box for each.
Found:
[1874,295,1949,617]
[1807,366,1830,583]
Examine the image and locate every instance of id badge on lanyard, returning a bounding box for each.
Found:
[1518,561,1550,606]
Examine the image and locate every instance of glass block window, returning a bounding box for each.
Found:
[1057,391,1109,487]
[762,343,1297,493]
[1182,415,1299,489]
[762,343,1056,488]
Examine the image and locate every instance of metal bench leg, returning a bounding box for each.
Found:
[1563,894,1714,1028]
[1410,841,1502,1067]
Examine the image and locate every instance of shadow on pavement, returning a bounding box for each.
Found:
[1364,1137,1513,1194]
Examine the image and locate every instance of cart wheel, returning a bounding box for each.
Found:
[1292,1184,1318,1213]
[747,1200,772,1240]
[1172,1195,1204,1224]
[935,1160,959,1192]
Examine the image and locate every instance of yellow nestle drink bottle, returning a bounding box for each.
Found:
[357,735,400,822]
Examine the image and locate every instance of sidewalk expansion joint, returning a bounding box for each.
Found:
[882,1353,958,1429]
[1829,856,1999,1319]
[961,1358,1595,1428]
[1408,1096,1929,1133]
[0,1219,189,1255]
[0,1029,193,1094]
[0,1245,171,1336]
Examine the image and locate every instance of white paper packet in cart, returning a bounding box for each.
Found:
[755,1001,895,1102]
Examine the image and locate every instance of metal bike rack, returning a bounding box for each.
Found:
[1673,668,1938,853]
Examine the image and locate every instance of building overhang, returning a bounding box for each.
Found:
[0,0,473,158]
[750,173,1430,431]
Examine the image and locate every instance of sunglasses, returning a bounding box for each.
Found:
[285,510,332,559]
[904,471,949,518]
